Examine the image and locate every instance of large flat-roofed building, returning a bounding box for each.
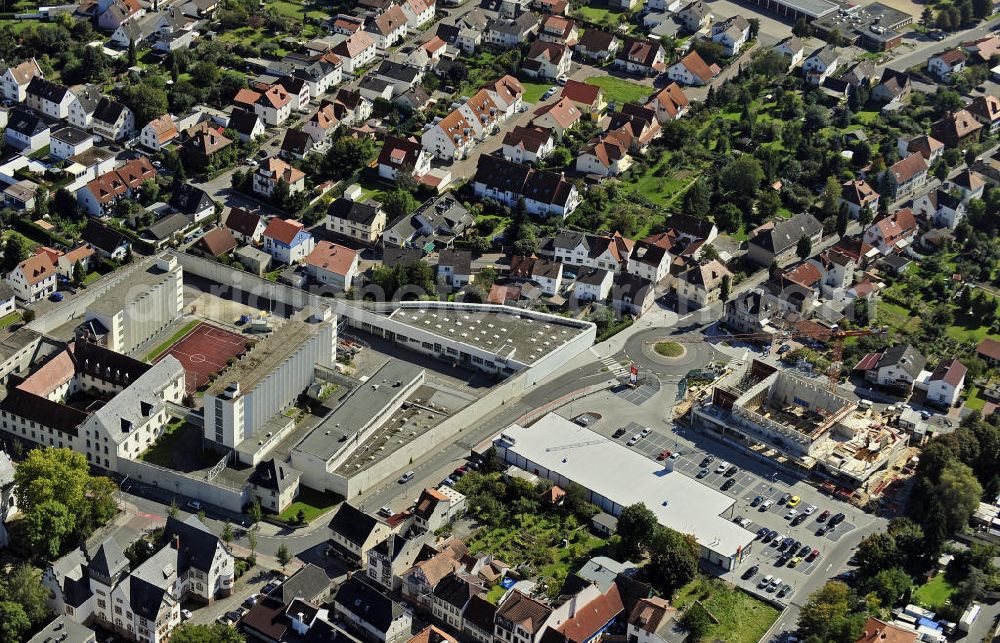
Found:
[493,413,757,571]
[691,359,908,486]
[811,3,912,51]
[203,306,336,450]
[292,359,425,493]
[83,254,183,355]
[743,0,836,22]
[378,302,595,382]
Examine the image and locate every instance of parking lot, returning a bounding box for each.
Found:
[591,417,865,603]
[614,380,659,405]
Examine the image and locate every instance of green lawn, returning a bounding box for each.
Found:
[520,80,553,103]
[0,312,21,330]
[914,575,955,611]
[576,4,625,25]
[276,486,342,524]
[585,76,651,106]
[82,271,102,285]
[145,320,200,362]
[965,385,987,411]
[268,0,328,20]
[486,585,507,604]
[673,578,780,643]
[138,419,186,468]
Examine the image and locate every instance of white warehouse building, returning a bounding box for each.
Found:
[494,413,757,571]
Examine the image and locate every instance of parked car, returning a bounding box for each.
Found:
[787,557,802,568]
[817,509,830,522]
[751,495,764,506]
[714,461,730,474]
[761,530,776,543]
[829,512,846,526]
[742,565,759,579]
[700,456,715,467]
[181,609,193,621]
[803,504,816,515]
[657,450,671,460]
[398,471,415,483]
[768,578,782,592]
[724,465,738,477]
[778,493,791,505]
[721,478,736,491]
[786,496,801,507]
[760,499,774,511]
[791,513,807,526]
[669,452,680,460]
[377,506,392,517]
[627,435,641,446]
[185,500,201,511]
[758,574,773,589]
[784,509,798,520]
[697,468,709,478]
[756,527,768,539]
[613,428,627,438]
[806,549,820,562]
[777,584,792,598]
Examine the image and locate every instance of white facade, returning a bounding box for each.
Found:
[92,106,135,142]
[203,309,336,449]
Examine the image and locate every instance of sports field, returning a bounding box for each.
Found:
[155,322,250,393]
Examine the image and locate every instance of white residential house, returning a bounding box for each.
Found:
[50,126,94,161]
[5,252,56,302]
[25,77,74,119]
[923,359,967,408]
[574,267,614,302]
[303,240,359,291]
[67,85,103,130]
[263,217,316,265]
[90,98,134,141]
[253,157,305,198]
[0,58,42,102]
[366,3,409,49]
[710,16,750,57]
[139,115,179,151]
[401,0,435,30]
[254,86,293,126]
[331,31,378,73]
[774,36,804,68]
[803,46,840,85]
[928,49,966,82]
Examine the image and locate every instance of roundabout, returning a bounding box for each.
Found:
[621,327,724,380]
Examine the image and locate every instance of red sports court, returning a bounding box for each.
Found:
[156,322,250,393]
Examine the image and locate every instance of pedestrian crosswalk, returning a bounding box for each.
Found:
[601,356,630,376]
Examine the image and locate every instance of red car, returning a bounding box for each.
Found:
[657,450,671,461]
[806,549,820,562]
[817,510,831,522]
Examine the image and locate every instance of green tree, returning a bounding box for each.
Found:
[680,603,711,640]
[247,499,262,525]
[169,498,179,519]
[856,532,897,577]
[837,204,849,238]
[719,156,764,198]
[683,179,710,216]
[119,83,169,128]
[382,189,419,219]
[0,601,30,643]
[170,623,246,643]
[2,234,31,271]
[933,461,982,532]
[221,520,234,545]
[792,17,812,37]
[33,186,48,218]
[247,528,258,557]
[1,564,52,626]
[277,543,292,569]
[128,38,137,66]
[323,137,377,180]
[864,567,911,608]
[271,179,291,209]
[647,527,698,596]
[616,503,658,557]
[73,261,86,286]
[798,581,867,642]
[756,189,782,221]
[720,274,731,302]
[24,499,76,558]
[796,234,812,261]
[859,204,874,228]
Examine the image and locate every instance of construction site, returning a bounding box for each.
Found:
[690,359,910,489]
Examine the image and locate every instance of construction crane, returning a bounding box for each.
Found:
[545,439,607,452]
[658,326,889,392]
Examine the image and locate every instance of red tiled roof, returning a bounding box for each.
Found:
[303,240,358,276]
[263,217,306,245]
[555,586,624,643]
[855,617,918,643]
[16,252,56,286]
[560,79,601,106]
[977,337,1000,361]
[930,358,967,386]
